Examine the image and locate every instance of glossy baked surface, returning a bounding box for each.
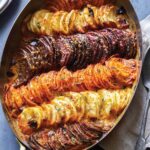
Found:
[0,0,142,149]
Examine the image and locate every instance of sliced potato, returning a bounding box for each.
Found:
[68,10,77,33]
[82,6,97,29]
[51,11,64,33]
[89,5,100,25]
[83,91,102,119]
[74,12,87,33]
[49,105,57,125]
[27,4,129,35]
[65,92,86,121]
[59,12,69,34]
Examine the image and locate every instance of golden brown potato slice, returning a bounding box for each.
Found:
[81,6,97,29]
[27,9,53,34]
[27,4,130,35]
[74,12,88,33]
[51,11,65,33]
[59,12,69,34]
[89,5,100,25]
[68,10,77,33]
[42,11,54,35]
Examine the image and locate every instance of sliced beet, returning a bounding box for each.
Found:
[10,29,137,87]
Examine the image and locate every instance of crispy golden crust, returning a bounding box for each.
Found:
[18,88,132,135]
[4,58,139,117]
[27,4,129,36]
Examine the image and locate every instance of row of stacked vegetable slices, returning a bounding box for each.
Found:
[4,0,140,150]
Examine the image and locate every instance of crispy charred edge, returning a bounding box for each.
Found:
[45,0,113,12]
[4,58,140,117]
[27,4,129,36]
[8,28,137,88]
[28,121,111,150]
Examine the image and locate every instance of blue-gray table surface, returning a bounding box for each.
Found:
[0,0,150,150]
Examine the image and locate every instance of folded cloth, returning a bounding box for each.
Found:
[100,15,150,150]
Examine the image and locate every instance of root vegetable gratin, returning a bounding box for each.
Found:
[3,0,141,150]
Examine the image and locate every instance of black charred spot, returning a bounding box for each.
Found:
[88,7,94,17]
[116,6,127,15]
[28,120,38,129]
[7,71,15,77]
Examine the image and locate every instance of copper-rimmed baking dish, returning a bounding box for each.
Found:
[0,0,142,149]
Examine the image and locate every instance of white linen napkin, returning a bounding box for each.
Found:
[100,15,150,150]
[19,15,150,150]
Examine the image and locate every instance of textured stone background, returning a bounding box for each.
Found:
[0,0,150,149]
